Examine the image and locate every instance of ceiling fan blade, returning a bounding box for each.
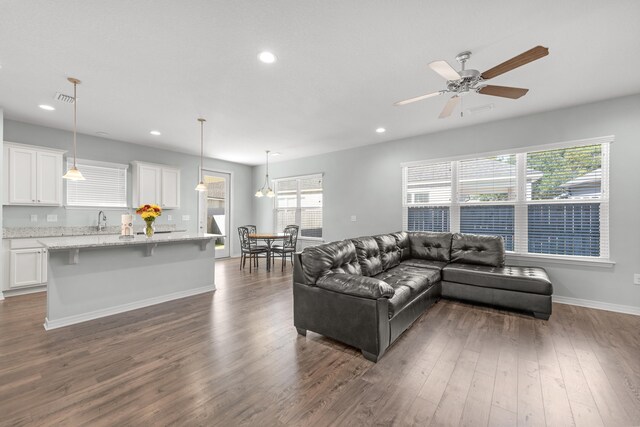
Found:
[429,60,461,81]
[394,91,445,106]
[481,45,549,80]
[478,85,529,99]
[439,96,460,119]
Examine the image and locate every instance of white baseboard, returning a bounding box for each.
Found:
[44,284,216,330]
[2,285,46,298]
[553,295,640,316]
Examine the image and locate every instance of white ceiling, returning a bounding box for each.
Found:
[1,1,639,165]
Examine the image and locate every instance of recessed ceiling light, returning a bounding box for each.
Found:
[96,131,109,137]
[271,152,281,156]
[150,130,162,136]
[376,127,386,133]
[258,51,277,64]
[39,104,55,111]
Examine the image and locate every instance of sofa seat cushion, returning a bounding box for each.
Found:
[442,264,552,295]
[374,266,440,318]
[400,258,447,271]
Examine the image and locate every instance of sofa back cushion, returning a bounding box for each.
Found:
[392,231,411,261]
[373,234,401,271]
[300,240,362,284]
[351,236,384,276]
[450,233,505,267]
[409,232,453,262]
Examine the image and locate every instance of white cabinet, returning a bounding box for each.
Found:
[9,248,48,289]
[132,162,180,209]
[161,167,180,209]
[3,142,64,206]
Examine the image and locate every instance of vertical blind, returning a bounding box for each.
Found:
[66,159,128,207]
[274,174,323,238]
[402,137,611,259]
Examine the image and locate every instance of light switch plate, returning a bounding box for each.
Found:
[351,215,357,222]
[634,274,640,285]
[30,214,38,222]
[167,214,173,221]
[47,214,58,222]
[182,215,190,221]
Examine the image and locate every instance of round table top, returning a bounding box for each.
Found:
[248,233,287,239]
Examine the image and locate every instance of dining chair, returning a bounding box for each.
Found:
[271,225,299,271]
[238,226,268,273]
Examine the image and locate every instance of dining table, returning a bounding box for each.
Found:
[248,232,287,272]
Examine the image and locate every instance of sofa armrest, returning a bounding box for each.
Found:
[316,273,395,299]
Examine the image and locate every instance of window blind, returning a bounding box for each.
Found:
[66,159,128,207]
[402,137,611,259]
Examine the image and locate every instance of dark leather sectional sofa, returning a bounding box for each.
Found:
[293,231,552,362]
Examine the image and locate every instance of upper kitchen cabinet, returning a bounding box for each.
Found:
[3,142,65,206]
[131,161,180,209]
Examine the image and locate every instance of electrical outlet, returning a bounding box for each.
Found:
[30,214,38,222]
[167,214,173,221]
[182,215,190,221]
[634,274,640,285]
[351,215,357,222]
[47,214,57,222]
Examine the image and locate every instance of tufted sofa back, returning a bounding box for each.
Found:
[450,233,505,267]
[300,240,362,284]
[391,231,411,261]
[351,236,384,276]
[373,234,402,271]
[409,232,453,262]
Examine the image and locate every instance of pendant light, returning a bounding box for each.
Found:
[62,77,85,180]
[255,150,275,198]
[195,118,208,192]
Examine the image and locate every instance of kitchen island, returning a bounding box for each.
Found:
[40,232,218,330]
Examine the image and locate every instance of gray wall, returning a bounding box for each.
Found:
[3,119,253,257]
[254,94,640,310]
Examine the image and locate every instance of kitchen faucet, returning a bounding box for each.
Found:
[97,211,107,231]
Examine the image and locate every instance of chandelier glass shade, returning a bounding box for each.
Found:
[255,150,274,198]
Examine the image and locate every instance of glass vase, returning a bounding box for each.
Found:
[144,220,156,238]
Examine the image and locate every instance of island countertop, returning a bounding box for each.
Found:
[39,232,220,250]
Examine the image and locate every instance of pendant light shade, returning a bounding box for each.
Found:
[195,118,208,192]
[62,77,85,180]
[255,150,275,198]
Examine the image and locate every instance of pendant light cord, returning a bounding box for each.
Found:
[73,81,78,168]
[200,120,204,181]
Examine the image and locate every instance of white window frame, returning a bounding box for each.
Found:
[65,158,129,209]
[273,173,324,241]
[402,135,614,265]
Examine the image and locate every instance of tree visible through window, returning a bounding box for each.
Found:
[402,138,610,259]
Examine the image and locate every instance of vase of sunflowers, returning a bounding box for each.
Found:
[136,204,162,238]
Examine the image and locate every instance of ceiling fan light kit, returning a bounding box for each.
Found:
[395,45,549,118]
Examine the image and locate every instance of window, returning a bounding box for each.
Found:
[402,136,611,259]
[66,159,128,208]
[274,174,323,238]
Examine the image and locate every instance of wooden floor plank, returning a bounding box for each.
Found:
[0,260,638,426]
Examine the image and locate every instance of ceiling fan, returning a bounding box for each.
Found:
[395,45,549,118]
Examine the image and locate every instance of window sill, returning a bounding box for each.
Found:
[506,253,615,268]
[298,236,324,242]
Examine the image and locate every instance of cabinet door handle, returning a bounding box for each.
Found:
[38,200,41,202]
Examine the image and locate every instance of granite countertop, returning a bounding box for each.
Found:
[3,224,181,239]
[40,232,221,250]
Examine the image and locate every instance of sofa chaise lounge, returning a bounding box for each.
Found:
[293,231,552,362]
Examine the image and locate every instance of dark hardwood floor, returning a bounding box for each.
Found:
[1,258,639,426]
